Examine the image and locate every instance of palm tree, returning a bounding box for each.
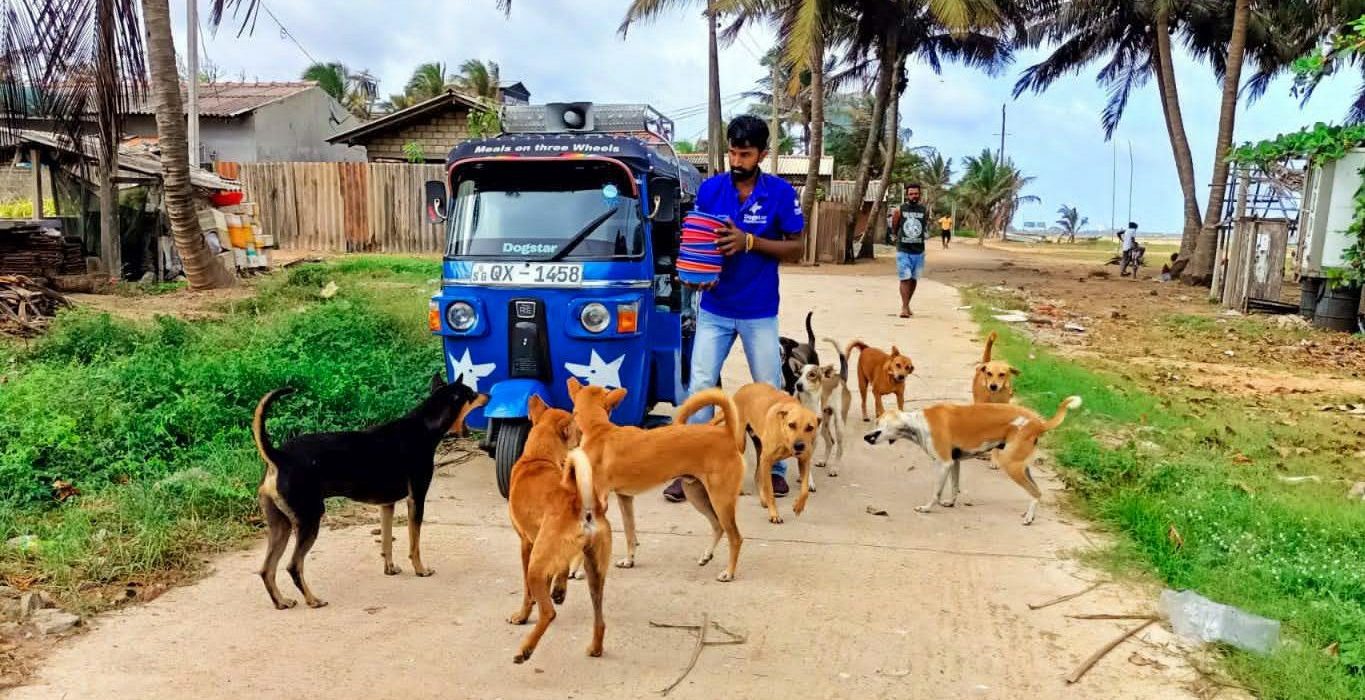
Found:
[405,62,454,102]
[1055,204,1088,242]
[956,148,1037,239]
[455,59,501,102]
[915,151,953,218]
[301,62,378,119]
[839,0,1028,262]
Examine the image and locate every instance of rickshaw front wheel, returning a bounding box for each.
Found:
[493,419,530,499]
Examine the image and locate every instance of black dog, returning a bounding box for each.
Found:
[250,374,484,610]
[779,311,821,394]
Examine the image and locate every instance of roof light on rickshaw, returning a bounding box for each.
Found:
[580,303,610,334]
[616,303,638,334]
[446,301,478,332]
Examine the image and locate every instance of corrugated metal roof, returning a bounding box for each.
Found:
[679,152,834,177]
[121,82,318,117]
[0,129,240,190]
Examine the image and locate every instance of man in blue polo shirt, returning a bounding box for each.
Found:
[664,115,806,503]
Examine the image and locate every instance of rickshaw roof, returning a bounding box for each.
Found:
[445,133,701,196]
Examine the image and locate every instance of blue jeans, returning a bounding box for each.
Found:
[687,308,787,477]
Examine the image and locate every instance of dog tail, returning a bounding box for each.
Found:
[982,331,997,364]
[804,311,816,350]
[252,388,296,479]
[563,448,602,534]
[845,339,869,361]
[1042,396,1082,431]
[677,388,744,452]
[823,337,848,382]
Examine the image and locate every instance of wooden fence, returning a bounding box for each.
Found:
[239,162,445,253]
[241,161,857,261]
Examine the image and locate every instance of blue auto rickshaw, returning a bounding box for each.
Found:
[423,103,702,497]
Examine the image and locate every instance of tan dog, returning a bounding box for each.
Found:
[863,396,1082,525]
[506,396,610,664]
[972,332,1018,404]
[567,379,747,582]
[723,382,822,524]
[846,340,915,421]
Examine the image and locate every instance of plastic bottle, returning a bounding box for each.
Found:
[1159,589,1280,654]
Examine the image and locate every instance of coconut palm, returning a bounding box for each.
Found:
[455,59,501,102]
[301,62,378,119]
[956,148,1037,239]
[405,62,454,102]
[913,151,953,218]
[1055,204,1088,242]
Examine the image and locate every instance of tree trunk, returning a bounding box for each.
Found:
[707,4,725,177]
[860,60,903,261]
[843,30,897,263]
[96,0,121,280]
[142,0,234,290]
[1184,0,1250,287]
[768,56,781,174]
[1152,6,1203,267]
[800,33,825,223]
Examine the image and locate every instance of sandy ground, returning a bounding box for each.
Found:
[6,261,1210,699]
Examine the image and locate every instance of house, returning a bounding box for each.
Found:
[326,89,499,163]
[678,152,834,189]
[497,81,532,105]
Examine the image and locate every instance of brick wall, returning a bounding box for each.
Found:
[365,110,472,162]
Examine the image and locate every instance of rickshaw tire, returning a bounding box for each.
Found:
[494,419,530,500]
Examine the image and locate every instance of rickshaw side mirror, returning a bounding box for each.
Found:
[649,180,680,223]
[424,180,448,224]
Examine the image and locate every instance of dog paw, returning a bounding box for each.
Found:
[513,650,531,664]
[768,514,785,524]
[615,558,635,569]
[507,612,529,625]
[306,598,328,609]
[697,552,714,567]
[384,563,402,576]
[587,644,603,658]
[715,571,734,582]
[827,470,838,478]
[414,567,436,578]
[914,505,932,514]
[274,598,298,610]
[568,568,585,580]
[551,589,566,605]
[939,500,956,508]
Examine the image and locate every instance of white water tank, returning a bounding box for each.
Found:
[1299,148,1365,276]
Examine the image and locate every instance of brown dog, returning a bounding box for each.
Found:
[972,332,1018,404]
[567,379,747,581]
[863,396,1081,525]
[507,396,610,664]
[846,340,915,421]
[724,382,822,524]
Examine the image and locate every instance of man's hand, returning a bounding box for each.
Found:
[715,225,747,256]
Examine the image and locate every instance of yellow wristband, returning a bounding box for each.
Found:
[745,233,754,252]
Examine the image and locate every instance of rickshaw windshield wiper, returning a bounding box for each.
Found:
[542,206,620,262]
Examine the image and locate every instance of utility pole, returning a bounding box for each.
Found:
[1110,138,1117,231]
[1127,139,1134,223]
[187,0,200,168]
[768,55,780,175]
[997,103,1007,163]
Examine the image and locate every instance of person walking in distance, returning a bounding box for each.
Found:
[889,183,927,318]
[663,115,806,503]
[938,213,953,249]
[1120,221,1140,277]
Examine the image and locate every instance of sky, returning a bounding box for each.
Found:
[176,0,1363,235]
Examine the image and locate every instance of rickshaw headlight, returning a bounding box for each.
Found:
[580,303,610,333]
[446,302,477,332]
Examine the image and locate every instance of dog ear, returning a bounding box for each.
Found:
[430,371,447,393]
[1009,367,1021,376]
[605,387,629,411]
[528,394,547,423]
[566,377,583,399]
[976,363,987,373]
[560,415,579,444]
[890,345,901,357]
[767,404,792,426]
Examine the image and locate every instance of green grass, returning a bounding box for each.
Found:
[965,287,1365,699]
[0,256,444,605]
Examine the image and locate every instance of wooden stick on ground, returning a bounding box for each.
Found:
[1065,617,1158,684]
[1027,581,1107,610]
[1066,613,1157,621]
[659,612,708,696]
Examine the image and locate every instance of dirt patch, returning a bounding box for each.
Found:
[65,285,258,323]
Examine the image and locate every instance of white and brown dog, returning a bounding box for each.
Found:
[793,338,852,479]
[862,397,1081,525]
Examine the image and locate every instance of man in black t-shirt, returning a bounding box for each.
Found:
[887,184,927,318]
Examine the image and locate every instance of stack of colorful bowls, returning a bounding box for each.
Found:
[678,211,728,285]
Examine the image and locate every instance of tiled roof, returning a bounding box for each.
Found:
[122,82,319,117]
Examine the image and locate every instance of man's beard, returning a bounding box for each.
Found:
[730,165,758,180]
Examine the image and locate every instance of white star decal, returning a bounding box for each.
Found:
[750,202,762,213]
[447,348,496,392]
[564,350,625,388]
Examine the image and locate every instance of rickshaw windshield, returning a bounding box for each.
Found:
[445,160,644,260]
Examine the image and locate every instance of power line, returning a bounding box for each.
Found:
[257,0,318,66]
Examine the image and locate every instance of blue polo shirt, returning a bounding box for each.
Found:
[694,172,804,319]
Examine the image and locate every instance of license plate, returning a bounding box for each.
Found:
[469,262,584,286]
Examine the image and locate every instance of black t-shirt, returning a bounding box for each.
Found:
[893,202,927,254]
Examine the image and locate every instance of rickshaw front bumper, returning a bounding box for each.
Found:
[484,379,551,421]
